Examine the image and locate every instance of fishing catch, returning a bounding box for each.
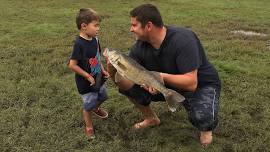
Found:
[103,48,185,112]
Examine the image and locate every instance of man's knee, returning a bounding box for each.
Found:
[115,78,134,91]
[189,111,218,131]
[110,71,134,90]
[119,85,152,106]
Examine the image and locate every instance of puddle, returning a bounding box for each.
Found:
[230,30,267,37]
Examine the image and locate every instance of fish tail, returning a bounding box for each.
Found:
[164,89,185,112]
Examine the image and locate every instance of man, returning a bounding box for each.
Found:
[109,4,221,147]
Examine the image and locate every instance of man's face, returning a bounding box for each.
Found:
[130,17,148,41]
[82,20,100,38]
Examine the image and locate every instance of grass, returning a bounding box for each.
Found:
[1,0,270,151]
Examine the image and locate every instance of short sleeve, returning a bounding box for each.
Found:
[70,42,83,60]
[176,40,201,74]
[129,43,144,65]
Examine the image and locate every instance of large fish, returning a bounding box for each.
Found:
[103,48,185,112]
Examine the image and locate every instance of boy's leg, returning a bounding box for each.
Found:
[94,85,109,118]
[83,110,93,128]
[83,110,94,138]
[81,92,100,139]
[182,86,220,147]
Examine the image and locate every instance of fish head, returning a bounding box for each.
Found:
[103,48,120,64]
[102,48,110,58]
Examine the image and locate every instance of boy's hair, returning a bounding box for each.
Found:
[76,8,101,30]
[130,4,163,28]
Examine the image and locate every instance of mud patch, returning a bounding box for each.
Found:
[230,30,267,37]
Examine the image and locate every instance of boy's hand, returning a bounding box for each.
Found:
[102,48,109,59]
[102,70,110,78]
[86,75,95,86]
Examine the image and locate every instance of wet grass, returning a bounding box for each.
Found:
[1,0,270,151]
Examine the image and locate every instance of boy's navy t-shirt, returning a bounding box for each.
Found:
[129,26,221,91]
[70,36,102,94]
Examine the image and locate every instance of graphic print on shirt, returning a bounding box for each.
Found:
[88,49,101,76]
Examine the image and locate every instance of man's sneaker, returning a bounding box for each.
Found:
[93,108,108,119]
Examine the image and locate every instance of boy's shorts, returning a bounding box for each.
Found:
[119,84,220,131]
[81,84,108,111]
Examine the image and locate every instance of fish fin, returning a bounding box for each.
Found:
[150,71,164,84]
[114,72,123,83]
[164,89,185,112]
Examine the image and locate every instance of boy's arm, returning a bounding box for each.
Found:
[68,59,95,86]
[101,63,110,78]
[101,63,105,73]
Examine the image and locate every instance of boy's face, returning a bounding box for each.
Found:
[81,20,100,38]
[130,17,148,41]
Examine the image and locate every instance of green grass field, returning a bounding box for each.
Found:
[1,0,270,151]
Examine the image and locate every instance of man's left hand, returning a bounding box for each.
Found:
[141,84,159,95]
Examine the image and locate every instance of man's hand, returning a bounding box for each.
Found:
[141,84,159,95]
[140,72,164,95]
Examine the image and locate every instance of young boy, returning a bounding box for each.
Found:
[68,8,110,139]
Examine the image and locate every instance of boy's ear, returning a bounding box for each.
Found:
[81,23,87,29]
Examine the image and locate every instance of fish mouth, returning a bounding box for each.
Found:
[104,48,113,52]
[103,48,119,64]
[104,48,110,52]
[103,48,111,58]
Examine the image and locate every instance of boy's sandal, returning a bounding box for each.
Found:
[85,127,95,139]
[93,108,108,119]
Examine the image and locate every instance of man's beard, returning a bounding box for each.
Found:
[134,34,147,41]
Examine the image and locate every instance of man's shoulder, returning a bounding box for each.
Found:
[166,26,197,47]
[167,26,195,39]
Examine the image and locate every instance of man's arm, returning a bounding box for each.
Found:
[161,69,198,92]
[141,70,197,94]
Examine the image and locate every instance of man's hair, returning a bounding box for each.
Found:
[130,4,163,28]
[76,8,100,30]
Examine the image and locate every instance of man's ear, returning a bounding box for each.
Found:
[146,21,153,31]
